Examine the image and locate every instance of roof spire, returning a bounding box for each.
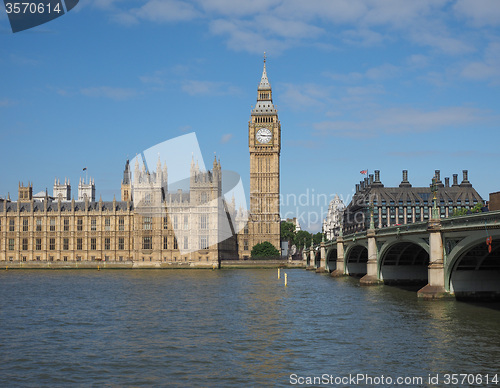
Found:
[258,52,271,91]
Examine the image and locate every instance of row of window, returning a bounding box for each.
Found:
[3,236,211,252]
[372,199,478,206]
[8,256,215,263]
[1,214,217,233]
[157,215,209,230]
[142,236,209,250]
[0,217,127,232]
[5,237,129,251]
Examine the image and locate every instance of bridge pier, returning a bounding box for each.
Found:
[360,229,382,285]
[418,219,453,300]
[316,241,327,273]
[306,248,316,270]
[331,236,345,277]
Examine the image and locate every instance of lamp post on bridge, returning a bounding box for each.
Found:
[369,201,375,230]
[430,176,440,220]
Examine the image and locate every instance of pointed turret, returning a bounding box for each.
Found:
[156,155,163,184]
[163,162,168,187]
[156,155,162,173]
[258,52,271,91]
[122,159,130,185]
[253,53,276,114]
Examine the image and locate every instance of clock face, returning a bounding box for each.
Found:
[256,128,272,144]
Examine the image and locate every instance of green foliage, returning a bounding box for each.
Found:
[312,232,324,245]
[472,202,484,213]
[452,208,468,217]
[280,221,296,245]
[251,241,280,258]
[452,203,483,217]
[278,223,328,254]
[295,230,312,248]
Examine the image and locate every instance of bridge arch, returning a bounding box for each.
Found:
[326,247,337,272]
[344,244,367,277]
[446,231,500,299]
[378,239,429,285]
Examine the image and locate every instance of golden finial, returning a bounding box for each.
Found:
[264,51,266,63]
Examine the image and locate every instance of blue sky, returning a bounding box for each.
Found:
[1,0,500,232]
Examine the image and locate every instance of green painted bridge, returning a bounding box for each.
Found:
[304,210,500,300]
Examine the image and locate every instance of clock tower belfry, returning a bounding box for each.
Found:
[246,55,281,254]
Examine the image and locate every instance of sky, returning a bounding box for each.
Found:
[1,0,500,232]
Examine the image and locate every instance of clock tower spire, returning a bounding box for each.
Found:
[241,54,281,257]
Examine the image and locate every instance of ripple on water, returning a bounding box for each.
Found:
[0,269,499,386]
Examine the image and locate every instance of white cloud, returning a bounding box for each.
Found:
[80,86,137,100]
[453,0,500,27]
[113,0,200,24]
[273,0,367,24]
[257,14,324,40]
[313,106,490,138]
[362,0,448,28]
[406,54,429,68]
[409,27,475,55]
[461,41,500,84]
[134,0,200,22]
[209,19,290,54]
[365,63,400,80]
[324,64,400,83]
[196,0,280,17]
[341,28,385,46]
[220,133,233,143]
[97,0,493,59]
[280,83,333,110]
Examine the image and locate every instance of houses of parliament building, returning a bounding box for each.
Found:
[0,58,282,266]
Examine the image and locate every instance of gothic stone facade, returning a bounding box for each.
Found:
[0,160,238,266]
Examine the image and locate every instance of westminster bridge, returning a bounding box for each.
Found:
[303,210,500,300]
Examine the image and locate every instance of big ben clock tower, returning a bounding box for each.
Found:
[247,55,281,254]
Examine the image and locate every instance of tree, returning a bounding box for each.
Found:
[281,221,295,246]
[312,232,324,245]
[453,202,483,217]
[295,230,312,248]
[251,241,280,258]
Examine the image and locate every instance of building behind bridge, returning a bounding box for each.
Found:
[343,169,484,234]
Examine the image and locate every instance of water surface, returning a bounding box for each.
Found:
[0,269,499,386]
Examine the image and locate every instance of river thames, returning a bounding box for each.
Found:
[0,269,498,387]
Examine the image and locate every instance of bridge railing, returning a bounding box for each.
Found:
[307,211,500,253]
[374,221,428,236]
[441,210,500,230]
